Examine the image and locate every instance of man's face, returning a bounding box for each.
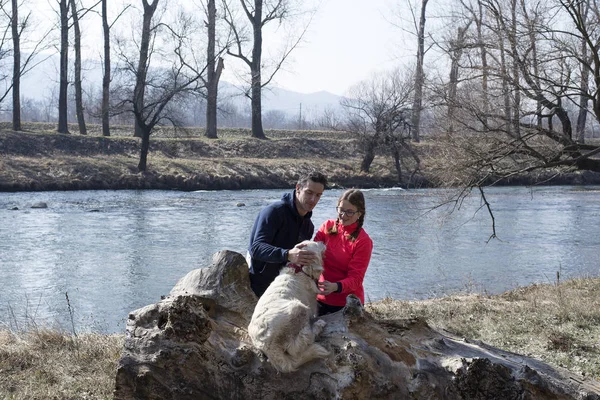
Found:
[295,180,325,215]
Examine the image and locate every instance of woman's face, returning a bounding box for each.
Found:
[337,199,361,226]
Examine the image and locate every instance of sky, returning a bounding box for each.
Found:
[25,0,418,97]
[261,0,416,96]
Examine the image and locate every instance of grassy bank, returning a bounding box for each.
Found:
[2,277,600,399]
[0,125,409,192]
[367,276,600,379]
[2,123,600,193]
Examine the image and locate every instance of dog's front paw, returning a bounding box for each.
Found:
[313,319,326,336]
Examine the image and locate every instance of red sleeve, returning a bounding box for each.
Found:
[314,220,332,243]
[338,233,373,295]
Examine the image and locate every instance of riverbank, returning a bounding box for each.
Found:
[2,124,600,192]
[0,125,410,192]
[2,277,599,399]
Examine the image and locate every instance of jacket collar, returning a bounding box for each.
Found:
[339,221,359,234]
[282,190,312,219]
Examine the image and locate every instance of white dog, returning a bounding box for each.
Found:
[248,240,330,373]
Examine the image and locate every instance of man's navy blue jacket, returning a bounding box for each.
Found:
[247,190,314,296]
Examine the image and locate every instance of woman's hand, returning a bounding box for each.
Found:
[318,280,337,295]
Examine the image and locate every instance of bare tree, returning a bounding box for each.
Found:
[70,0,86,134]
[508,0,520,138]
[222,0,312,139]
[131,0,159,139]
[445,20,472,135]
[101,0,109,136]
[99,0,129,137]
[340,68,417,182]
[569,0,594,144]
[518,0,543,129]
[10,0,19,130]
[0,0,50,130]
[57,0,69,133]
[114,1,209,171]
[204,0,224,139]
[475,0,490,127]
[262,108,287,129]
[429,0,600,193]
[410,0,429,142]
[314,106,344,131]
[67,0,102,135]
[484,0,515,137]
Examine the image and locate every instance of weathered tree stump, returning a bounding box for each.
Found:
[114,250,600,399]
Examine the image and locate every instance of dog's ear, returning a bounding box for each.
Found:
[311,241,325,261]
[317,241,326,255]
[303,264,323,280]
[314,241,325,265]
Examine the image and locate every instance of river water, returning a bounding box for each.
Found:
[1,186,599,333]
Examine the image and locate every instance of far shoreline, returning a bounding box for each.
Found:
[2,171,600,193]
[2,127,600,193]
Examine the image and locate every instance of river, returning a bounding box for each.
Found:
[1,186,599,333]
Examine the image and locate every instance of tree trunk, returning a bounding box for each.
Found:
[509,0,520,138]
[250,0,266,139]
[360,141,376,173]
[206,58,223,139]
[401,140,421,186]
[392,148,402,183]
[134,0,158,138]
[576,30,589,144]
[101,0,110,137]
[134,0,159,170]
[57,0,69,134]
[476,1,489,128]
[447,24,468,135]
[137,129,150,172]
[11,0,20,131]
[410,0,428,143]
[518,0,543,129]
[70,0,87,135]
[498,27,512,136]
[205,0,221,139]
[447,31,459,135]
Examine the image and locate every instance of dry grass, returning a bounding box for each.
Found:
[0,329,123,400]
[0,121,352,140]
[367,276,600,379]
[0,127,401,191]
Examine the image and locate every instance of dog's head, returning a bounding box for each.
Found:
[299,240,326,280]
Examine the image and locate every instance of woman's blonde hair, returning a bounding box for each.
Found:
[326,189,366,241]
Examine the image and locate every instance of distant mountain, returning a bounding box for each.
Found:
[262,87,343,116]
[19,54,343,119]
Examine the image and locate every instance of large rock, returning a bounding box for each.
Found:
[114,251,600,399]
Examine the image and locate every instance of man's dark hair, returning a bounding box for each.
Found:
[297,171,328,189]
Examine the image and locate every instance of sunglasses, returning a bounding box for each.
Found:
[336,207,359,217]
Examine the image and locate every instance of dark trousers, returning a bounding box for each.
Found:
[249,273,270,298]
[317,301,344,316]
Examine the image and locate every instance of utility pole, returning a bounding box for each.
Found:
[299,103,302,130]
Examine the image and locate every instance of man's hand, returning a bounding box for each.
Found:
[318,280,337,295]
[287,242,318,265]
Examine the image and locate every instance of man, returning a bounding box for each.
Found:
[247,171,328,297]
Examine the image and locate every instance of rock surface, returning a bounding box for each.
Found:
[114,251,600,399]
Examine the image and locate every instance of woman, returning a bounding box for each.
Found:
[315,189,373,315]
